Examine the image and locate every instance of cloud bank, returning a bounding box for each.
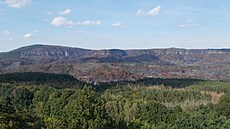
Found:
[51,17,101,27]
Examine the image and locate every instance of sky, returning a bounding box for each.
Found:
[0,0,230,52]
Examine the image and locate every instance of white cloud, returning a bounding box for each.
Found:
[147,6,161,16]
[2,30,10,34]
[51,17,101,27]
[179,23,198,28]
[24,33,32,38]
[137,6,161,17]
[59,9,71,15]
[112,23,127,28]
[137,9,144,16]
[179,19,199,28]
[77,20,101,26]
[5,0,31,8]
[112,23,121,27]
[51,17,75,27]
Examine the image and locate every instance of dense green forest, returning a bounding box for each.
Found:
[0,72,84,88]
[0,72,230,128]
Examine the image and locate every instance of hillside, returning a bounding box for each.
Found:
[1,44,230,82]
[1,75,230,128]
[0,72,84,88]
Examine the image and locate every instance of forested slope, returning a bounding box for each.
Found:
[2,45,230,82]
[0,72,230,128]
[0,72,84,88]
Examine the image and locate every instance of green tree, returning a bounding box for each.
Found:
[215,94,230,119]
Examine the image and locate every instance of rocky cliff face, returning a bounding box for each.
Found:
[1,44,230,82]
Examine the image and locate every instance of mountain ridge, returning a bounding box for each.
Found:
[3,44,230,54]
[1,44,230,83]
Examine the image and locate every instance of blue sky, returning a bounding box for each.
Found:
[0,0,230,52]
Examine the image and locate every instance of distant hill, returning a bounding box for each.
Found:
[1,44,230,82]
[0,72,84,88]
[1,44,230,65]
